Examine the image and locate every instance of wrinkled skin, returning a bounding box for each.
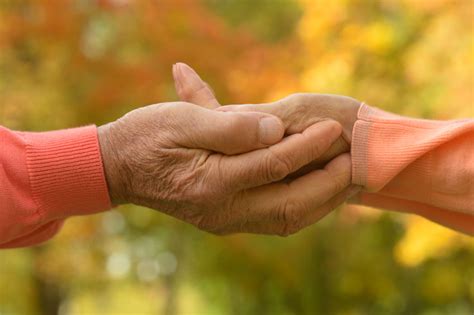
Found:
[173,62,362,178]
[98,100,357,236]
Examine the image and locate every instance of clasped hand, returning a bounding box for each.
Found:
[98,63,361,236]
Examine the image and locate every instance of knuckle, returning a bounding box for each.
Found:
[195,216,215,233]
[287,93,313,106]
[181,84,207,102]
[276,199,305,237]
[264,149,292,181]
[226,113,253,135]
[206,229,221,236]
[277,222,301,237]
[211,228,231,236]
[287,93,306,102]
[195,214,233,236]
[179,84,198,100]
[193,83,211,98]
[279,94,316,130]
[208,156,235,197]
[278,226,299,237]
[310,141,323,160]
[155,102,191,128]
[180,90,192,101]
[192,200,236,235]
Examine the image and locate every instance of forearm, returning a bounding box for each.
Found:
[353,193,474,234]
[0,125,111,248]
[350,104,474,232]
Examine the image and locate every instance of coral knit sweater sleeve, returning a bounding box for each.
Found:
[0,125,111,248]
[350,104,474,235]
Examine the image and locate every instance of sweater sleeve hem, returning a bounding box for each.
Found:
[351,103,371,189]
[351,103,416,191]
[21,125,112,223]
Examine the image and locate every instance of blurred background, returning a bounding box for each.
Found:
[0,0,473,314]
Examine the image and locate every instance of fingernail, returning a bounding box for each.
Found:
[259,116,284,145]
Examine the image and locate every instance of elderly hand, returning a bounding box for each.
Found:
[98,101,356,236]
[173,63,361,176]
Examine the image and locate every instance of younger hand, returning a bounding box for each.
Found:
[173,62,361,174]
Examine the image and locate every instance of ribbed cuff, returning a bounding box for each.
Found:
[350,103,460,192]
[20,126,111,222]
[351,103,400,192]
[351,104,371,189]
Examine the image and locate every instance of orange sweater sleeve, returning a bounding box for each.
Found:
[350,104,474,235]
[0,125,111,248]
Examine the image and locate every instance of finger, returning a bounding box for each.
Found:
[217,103,303,132]
[286,136,350,180]
[294,184,361,232]
[249,153,352,222]
[216,102,339,134]
[173,103,284,155]
[172,62,221,109]
[217,104,278,118]
[215,120,343,191]
[228,154,353,235]
[221,184,360,236]
[219,104,351,169]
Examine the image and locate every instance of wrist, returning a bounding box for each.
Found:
[97,123,128,205]
[338,97,361,144]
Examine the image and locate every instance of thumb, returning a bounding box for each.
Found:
[173,62,221,109]
[175,104,284,155]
